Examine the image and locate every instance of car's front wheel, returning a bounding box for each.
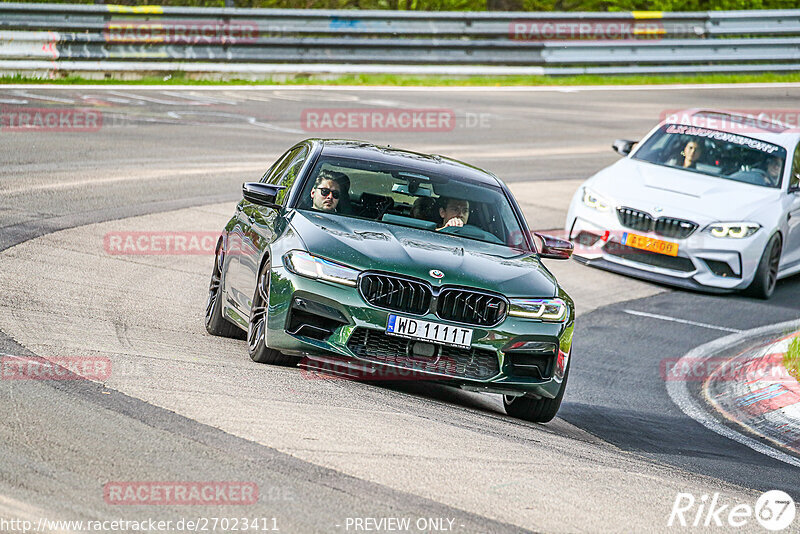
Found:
[503,361,569,423]
[205,241,245,339]
[746,233,781,300]
[248,261,297,366]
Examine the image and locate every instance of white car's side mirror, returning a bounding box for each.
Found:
[612,139,637,157]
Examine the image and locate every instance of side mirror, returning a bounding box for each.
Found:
[242,182,285,208]
[612,139,637,157]
[534,233,573,260]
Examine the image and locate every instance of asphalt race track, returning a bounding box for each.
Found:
[1,85,799,533]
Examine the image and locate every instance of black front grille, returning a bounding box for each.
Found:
[347,328,500,380]
[603,241,696,272]
[617,207,653,232]
[653,217,698,239]
[617,207,697,239]
[359,273,431,315]
[436,289,506,327]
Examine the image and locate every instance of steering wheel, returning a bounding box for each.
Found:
[439,224,504,244]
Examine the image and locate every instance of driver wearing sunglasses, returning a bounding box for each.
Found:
[310,170,349,213]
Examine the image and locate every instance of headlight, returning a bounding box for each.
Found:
[283,250,359,286]
[582,188,611,212]
[706,222,761,239]
[508,298,568,322]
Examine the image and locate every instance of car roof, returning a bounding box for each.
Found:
[663,109,800,149]
[307,139,504,187]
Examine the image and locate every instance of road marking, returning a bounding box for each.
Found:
[623,309,743,333]
[11,90,75,104]
[666,318,800,469]
[0,164,267,195]
[3,83,800,92]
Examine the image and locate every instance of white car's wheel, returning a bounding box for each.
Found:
[746,233,781,299]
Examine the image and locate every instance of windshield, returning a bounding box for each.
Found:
[632,124,787,188]
[295,155,529,249]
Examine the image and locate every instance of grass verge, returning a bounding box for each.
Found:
[2,71,800,86]
[785,337,800,384]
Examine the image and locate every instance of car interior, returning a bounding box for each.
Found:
[298,162,515,246]
[635,127,788,188]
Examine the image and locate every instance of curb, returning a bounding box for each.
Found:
[704,332,800,456]
[665,319,800,469]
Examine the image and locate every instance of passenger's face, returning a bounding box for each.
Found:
[768,158,782,179]
[440,199,470,225]
[311,179,340,212]
[684,141,701,164]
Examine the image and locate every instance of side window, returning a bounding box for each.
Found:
[274,146,309,205]
[791,143,800,190]
[260,148,296,185]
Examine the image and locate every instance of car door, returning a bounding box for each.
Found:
[233,145,310,316]
[781,142,800,270]
[227,148,296,317]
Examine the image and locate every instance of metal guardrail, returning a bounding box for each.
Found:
[1,3,799,77]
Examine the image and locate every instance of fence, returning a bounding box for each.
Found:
[1,3,799,77]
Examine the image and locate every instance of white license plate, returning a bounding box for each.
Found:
[386,315,473,349]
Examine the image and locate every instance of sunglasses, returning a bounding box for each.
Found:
[316,187,340,199]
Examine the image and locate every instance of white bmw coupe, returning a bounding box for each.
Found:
[565,109,800,298]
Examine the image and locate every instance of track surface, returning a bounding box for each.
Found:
[1,86,799,533]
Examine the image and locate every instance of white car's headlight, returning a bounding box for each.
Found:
[283,250,359,286]
[582,188,611,212]
[706,222,761,239]
[508,298,568,322]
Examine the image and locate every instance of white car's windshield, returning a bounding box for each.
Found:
[632,124,787,188]
[296,156,528,249]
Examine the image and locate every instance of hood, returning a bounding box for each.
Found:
[588,158,781,222]
[288,210,558,297]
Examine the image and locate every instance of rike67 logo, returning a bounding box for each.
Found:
[668,490,796,530]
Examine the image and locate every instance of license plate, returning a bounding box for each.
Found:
[386,315,473,349]
[623,232,679,257]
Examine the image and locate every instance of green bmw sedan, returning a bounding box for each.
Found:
[205,139,575,423]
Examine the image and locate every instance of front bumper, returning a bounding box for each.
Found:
[565,202,768,292]
[265,265,574,398]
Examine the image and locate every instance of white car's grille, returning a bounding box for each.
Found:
[616,207,698,239]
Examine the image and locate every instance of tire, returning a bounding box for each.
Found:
[745,233,781,300]
[503,361,570,424]
[247,260,298,366]
[205,241,246,339]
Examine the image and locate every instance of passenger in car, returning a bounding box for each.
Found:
[666,140,703,169]
[411,197,437,222]
[765,156,783,186]
[436,197,470,230]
